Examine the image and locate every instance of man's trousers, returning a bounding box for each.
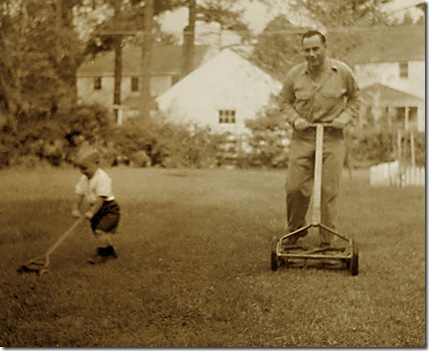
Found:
[285,129,345,244]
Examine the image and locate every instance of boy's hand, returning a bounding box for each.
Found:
[71,209,81,218]
[85,211,94,220]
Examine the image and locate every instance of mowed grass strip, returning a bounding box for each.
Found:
[0,167,425,347]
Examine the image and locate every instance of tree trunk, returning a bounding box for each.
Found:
[140,0,153,120]
[182,0,196,78]
[113,0,122,123]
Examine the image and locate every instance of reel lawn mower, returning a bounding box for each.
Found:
[271,124,359,275]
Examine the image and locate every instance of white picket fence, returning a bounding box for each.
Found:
[370,161,425,187]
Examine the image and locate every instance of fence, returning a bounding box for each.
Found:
[370,161,425,187]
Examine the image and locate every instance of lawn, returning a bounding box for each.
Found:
[0,166,425,347]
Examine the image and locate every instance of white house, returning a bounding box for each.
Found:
[345,25,425,132]
[76,44,217,119]
[156,48,283,134]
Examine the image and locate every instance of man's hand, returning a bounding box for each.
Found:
[71,209,81,218]
[331,119,346,129]
[293,117,311,131]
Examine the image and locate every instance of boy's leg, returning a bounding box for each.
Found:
[88,229,117,264]
[89,205,120,264]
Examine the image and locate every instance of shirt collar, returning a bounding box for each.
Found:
[303,57,338,75]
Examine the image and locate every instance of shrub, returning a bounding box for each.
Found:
[347,128,425,168]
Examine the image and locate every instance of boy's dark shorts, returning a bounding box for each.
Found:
[90,200,120,234]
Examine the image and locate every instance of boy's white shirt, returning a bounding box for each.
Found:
[75,168,115,204]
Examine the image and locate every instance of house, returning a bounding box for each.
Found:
[156,48,283,134]
[76,44,217,119]
[360,82,424,131]
[343,25,425,132]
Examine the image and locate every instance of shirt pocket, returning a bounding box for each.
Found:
[322,88,346,98]
[295,91,312,100]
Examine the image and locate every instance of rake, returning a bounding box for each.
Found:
[17,218,83,275]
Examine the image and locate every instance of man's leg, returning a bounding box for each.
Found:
[320,137,345,244]
[286,138,314,238]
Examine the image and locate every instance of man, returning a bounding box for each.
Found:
[280,30,360,246]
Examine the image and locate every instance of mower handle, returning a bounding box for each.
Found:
[307,123,333,128]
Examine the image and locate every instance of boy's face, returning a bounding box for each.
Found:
[77,160,97,179]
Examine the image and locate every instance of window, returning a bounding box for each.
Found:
[94,77,102,90]
[219,110,236,124]
[399,62,408,78]
[131,77,139,92]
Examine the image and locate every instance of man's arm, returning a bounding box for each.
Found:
[333,70,360,126]
[279,72,304,126]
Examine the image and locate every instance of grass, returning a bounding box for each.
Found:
[0,167,425,347]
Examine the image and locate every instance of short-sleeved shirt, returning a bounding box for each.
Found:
[280,58,360,125]
[75,168,115,204]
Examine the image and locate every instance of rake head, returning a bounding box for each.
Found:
[17,259,49,275]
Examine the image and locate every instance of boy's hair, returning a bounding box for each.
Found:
[75,144,100,165]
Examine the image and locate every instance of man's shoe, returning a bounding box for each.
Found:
[320,242,331,249]
[285,235,300,246]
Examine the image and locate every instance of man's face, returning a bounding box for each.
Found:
[302,35,326,69]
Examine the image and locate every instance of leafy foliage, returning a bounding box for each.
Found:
[291,0,389,27]
[242,95,292,168]
[250,15,304,81]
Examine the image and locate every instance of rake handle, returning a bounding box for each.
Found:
[45,217,84,258]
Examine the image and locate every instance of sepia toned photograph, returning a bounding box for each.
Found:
[0,0,425,347]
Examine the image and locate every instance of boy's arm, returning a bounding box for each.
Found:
[72,194,84,218]
[85,196,107,220]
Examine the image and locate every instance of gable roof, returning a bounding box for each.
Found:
[157,48,282,104]
[360,82,424,106]
[333,25,425,64]
[77,45,214,77]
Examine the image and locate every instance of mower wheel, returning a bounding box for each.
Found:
[271,237,279,271]
[350,242,359,276]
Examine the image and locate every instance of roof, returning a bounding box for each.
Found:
[77,45,214,77]
[360,82,424,106]
[381,0,425,13]
[157,48,282,105]
[332,25,425,64]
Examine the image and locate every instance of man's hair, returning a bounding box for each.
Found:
[301,30,326,45]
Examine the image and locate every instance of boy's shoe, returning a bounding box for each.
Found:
[88,247,106,264]
[88,246,118,264]
[104,245,118,258]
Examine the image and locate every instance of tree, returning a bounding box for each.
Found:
[251,0,390,80]
[0,0,83,125]
[291,0,389,27]
[250,15,305,81]
[181,0,251,77]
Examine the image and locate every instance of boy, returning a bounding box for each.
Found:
[72,146,121,264]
